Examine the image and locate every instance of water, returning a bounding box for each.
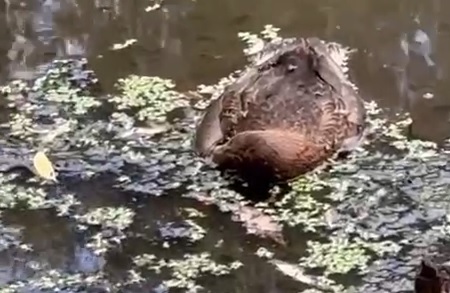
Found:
[0,0,450,292]
[1,0,450,133]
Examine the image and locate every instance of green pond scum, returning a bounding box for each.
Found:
[0,25,448,293]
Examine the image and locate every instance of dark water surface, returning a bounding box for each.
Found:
[1,0,450,141]
[1,0,450,292]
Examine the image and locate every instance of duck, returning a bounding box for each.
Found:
[193,37,367,184]
[415,259,450,293]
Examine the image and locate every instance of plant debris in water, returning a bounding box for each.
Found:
[0,24,449,293]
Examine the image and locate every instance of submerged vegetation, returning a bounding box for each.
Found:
[0,25,448,293]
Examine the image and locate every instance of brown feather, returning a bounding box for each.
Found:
[193,37,366,182]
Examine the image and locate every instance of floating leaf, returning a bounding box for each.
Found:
[110,39,137,50]
[32,151,57,182]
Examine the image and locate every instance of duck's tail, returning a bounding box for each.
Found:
[320,40,358,92]
[247,36,359,93]
[323,41,353,76]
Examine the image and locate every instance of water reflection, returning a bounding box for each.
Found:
[383,0,450,143]
[1,0,86,81]
[0,209,106,282]
[1,0,450,128]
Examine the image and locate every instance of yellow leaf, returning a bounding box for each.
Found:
[33,151,57,182]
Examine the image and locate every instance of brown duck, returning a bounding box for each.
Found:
[193,37,366,183]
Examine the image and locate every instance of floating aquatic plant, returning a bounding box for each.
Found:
[0,218,25,252]
[157,219,207,244]
[111,75,189,123]
[0,270,110,293]
[300,236,372,276]
[268,176,331,231]
[75,206,135,255]
[0,23,449,293]
[133,252,242,292]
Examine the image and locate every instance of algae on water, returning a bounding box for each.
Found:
[0,25,448,293]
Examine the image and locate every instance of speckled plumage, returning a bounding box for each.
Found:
[193,37,366,182]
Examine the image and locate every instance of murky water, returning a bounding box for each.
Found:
[2,0,450,142]
[1,0,450,292]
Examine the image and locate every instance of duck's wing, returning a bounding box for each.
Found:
[194,65,263,155]
[218,39,315,132]
[307,37,366,138]
[218,66,267,137]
